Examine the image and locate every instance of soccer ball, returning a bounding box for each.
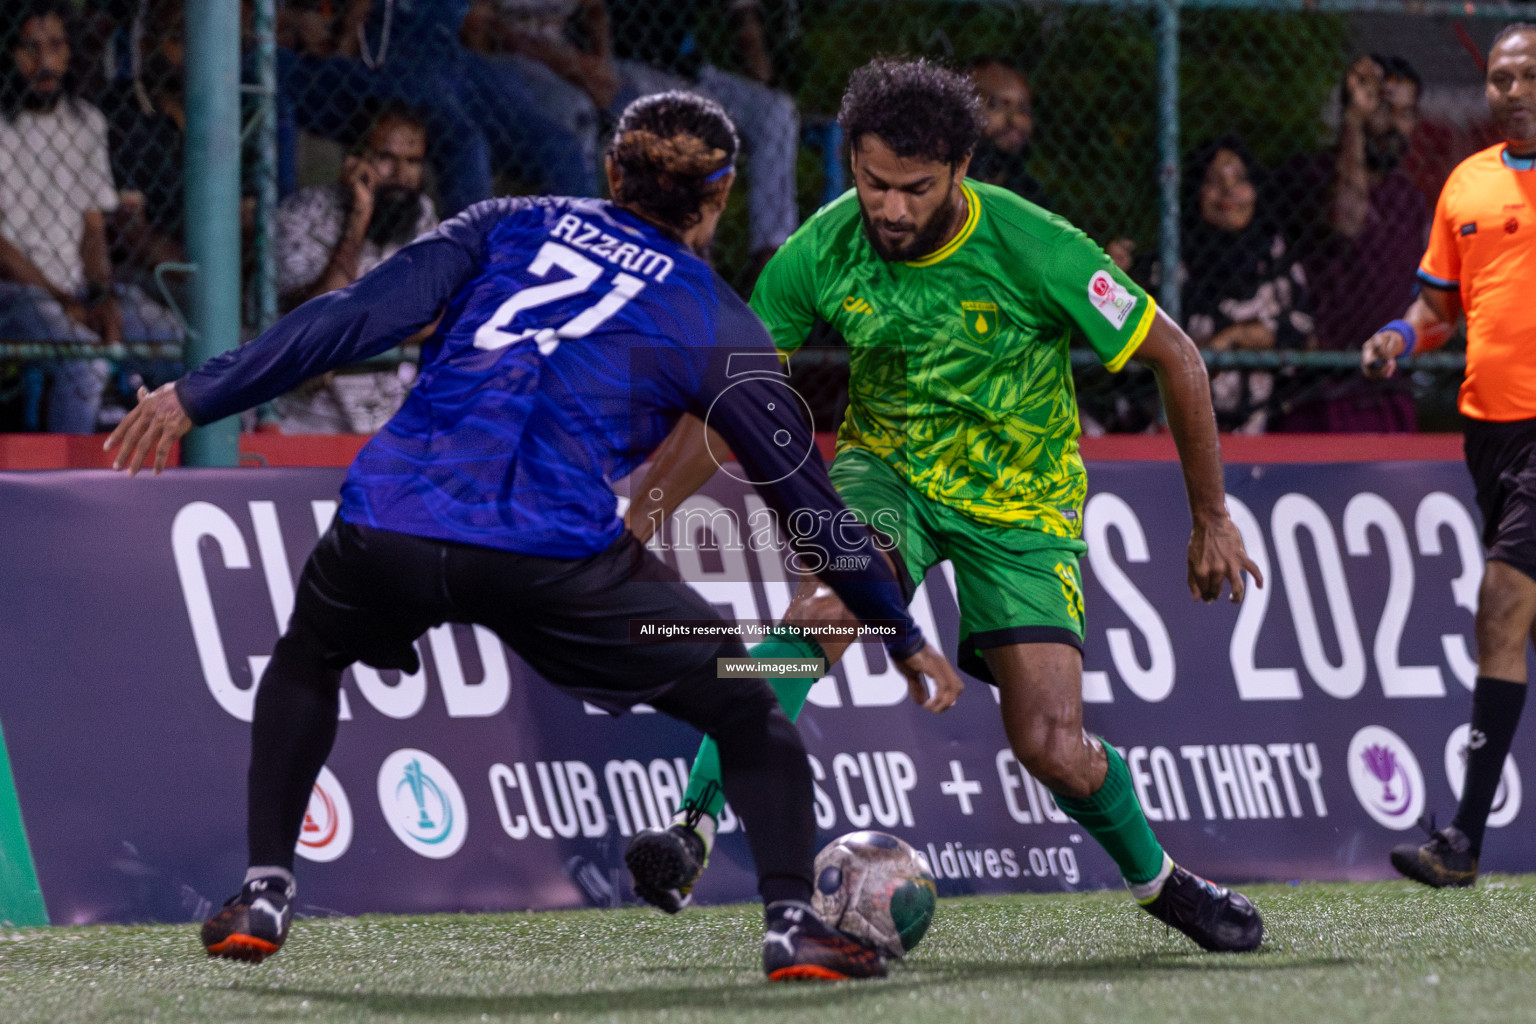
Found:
[811,830,937,958]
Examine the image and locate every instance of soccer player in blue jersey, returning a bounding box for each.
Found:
[106,92,962,981]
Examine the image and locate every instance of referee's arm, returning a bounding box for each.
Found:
[1362,284,1462,379]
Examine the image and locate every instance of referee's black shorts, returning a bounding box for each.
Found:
[285,518,746,714]
[1465,415,1536,582]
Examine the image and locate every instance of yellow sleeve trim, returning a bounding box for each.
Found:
[905,182,982,268]
[1103,297,1157,373]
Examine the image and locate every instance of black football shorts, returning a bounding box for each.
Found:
[1465,415,1536,583]
[285,518,736,713]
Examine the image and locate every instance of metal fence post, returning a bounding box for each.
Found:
[1156,0,1181,323]
[183,1,242,467]
[253,0,279,335]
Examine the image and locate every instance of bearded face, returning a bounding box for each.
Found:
[366,184,424,248]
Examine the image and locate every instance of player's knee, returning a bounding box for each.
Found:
[1477,565,1536,655]
[256,630,346,705]
[1011,717,1094,798]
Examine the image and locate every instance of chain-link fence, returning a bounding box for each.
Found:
[0,0,1508,436]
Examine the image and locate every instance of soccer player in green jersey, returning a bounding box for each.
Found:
[623,58,1266,953]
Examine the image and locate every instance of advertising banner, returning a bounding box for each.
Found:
[0,459,1524,926]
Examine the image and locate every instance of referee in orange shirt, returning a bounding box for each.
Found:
[1364,23,1536,888]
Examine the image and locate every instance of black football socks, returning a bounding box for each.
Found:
[1451,676,1527,856]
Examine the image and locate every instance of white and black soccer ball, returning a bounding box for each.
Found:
[811,830,937,958]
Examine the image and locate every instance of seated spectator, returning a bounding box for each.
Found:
[1271,54,1426,432]
[76,0,138,99]
[1179,136,1314,434]
[966,56,1050,210]
[275,0,585,215]
[0,0,180,434]
[266,103,436,434]
[964,55,1142,276]
[102,0,189,277]
[105,0,262,275]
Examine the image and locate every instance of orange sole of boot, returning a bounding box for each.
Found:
[205,935,281,963]
[768,964,856,981]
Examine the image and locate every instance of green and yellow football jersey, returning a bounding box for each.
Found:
[751,179,1155,538]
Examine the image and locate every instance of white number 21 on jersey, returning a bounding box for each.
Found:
[473,241,646,355]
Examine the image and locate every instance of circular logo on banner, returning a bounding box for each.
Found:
[1347,726,1425,830]
[296,766,353,863]
[377,749,467,859]
[1443,724,1522,829]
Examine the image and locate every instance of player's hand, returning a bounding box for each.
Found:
[103,382,193,475]
[1362,328,1406,379]
[895,643,964,713]
[1188,511,1262,604]
[341,156,377,227]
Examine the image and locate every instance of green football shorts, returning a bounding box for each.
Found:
[828,447,1088,681]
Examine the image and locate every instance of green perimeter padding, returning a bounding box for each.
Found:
[0,719,48,926]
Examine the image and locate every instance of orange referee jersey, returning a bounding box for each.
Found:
[1420,143,1536,421]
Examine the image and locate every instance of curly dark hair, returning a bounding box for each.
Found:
[608,91,739,235]
[838,57,985,167]
[1,0,82,121]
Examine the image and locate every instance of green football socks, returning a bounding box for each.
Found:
[678,643,1170,899]
[677,632,826,829]
[1053,739,1169,889]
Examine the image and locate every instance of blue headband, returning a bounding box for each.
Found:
[704,163,735,182]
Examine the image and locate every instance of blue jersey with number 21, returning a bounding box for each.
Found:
[175,197,922,651]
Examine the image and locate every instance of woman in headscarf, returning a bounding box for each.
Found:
[1179,135,1315,433]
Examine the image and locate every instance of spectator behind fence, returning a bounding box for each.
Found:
[965,56,1137,274]
[604,0,799,278]
[102,0,187,277]
[968,56,1138,274]
[267,104,437,434]
[1177,136,1314,435]
[108,1,264,231]
[0,0,180,434]
[102,0,261,285]
[966,57,1050,210]
[459,1,606,198]
[275,1,588,216]
[1272,53,1427,432]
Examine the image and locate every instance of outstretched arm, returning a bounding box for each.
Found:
[1361,285,1461,379]
[107,199,526,474]
[1132,309,1263,603]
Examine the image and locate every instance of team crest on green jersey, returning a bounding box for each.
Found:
[960,300,999,343]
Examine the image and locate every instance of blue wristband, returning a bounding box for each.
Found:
[1383,318,1417,356]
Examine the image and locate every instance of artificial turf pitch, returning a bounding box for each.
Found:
[3,877,1535,1024]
